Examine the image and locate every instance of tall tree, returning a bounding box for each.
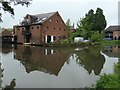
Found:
[0,0,32,22]
[77,8,107,39]
[66,19,73,41]
[77,9,95,39]
[94,8,107,33]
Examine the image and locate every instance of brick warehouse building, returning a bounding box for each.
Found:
[13,11,67,45]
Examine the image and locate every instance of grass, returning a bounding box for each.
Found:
[101,40,120,46]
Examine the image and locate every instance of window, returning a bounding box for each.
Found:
[47,27,49,29]
[59,28,61,30]
[56,20,58,23]
[64,29,65,31]
[22,30,24,35]
[31,27,34,29]
[22,28,25,30]
[54,28,55,30]
[57,14,59,17]
[37,26,39,29]
[53,36,56,40]
[50,19,53,22]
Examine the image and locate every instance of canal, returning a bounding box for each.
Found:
[0,44,119,88]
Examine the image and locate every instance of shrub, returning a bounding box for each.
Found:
[95,62,120,88]
[60,39,70,46]
[91,32,103,42]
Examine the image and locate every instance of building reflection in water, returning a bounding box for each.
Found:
[1,44,13,54]
[2,44,118,76]
[74,46,105,75]
[103,45,120,57]
[13,45,72,76]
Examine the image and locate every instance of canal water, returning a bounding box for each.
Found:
[0,44,119,88]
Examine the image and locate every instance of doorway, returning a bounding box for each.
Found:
[47,36,51,43]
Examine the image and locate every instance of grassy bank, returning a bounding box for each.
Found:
[100,40,120,46]
[45,41,92,47]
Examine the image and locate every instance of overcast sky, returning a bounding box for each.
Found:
[0,0,119,28]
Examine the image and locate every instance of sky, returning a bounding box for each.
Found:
[0,0,119,28]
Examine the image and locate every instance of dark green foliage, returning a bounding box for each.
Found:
[95,63,120,88]
[114,62,120,74]
[91,32,104,42]
[2,2,14,15]
[94,8,107,33]
[96,74,119,88]
[77,8,107,40]
[75,45,105,75]
[0,0,32,22]
[101,40,120,46]
[66,19,74,42]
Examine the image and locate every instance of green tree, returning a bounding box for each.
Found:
[94,8,107,33]
[77,9,95,39]
[91,31,104,42]
[77,8,107,40]
[0,0,32,22]
[66,19,73,42]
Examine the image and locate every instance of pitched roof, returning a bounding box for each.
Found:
[105,25,120,32]
[26,11,57,25]
[0,29,12,36]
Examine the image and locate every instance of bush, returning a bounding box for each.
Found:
[91,32,103,42]
[95,62,120,88]
[96,74,119,88]
[60,39,70,46]
[114,62,120,74]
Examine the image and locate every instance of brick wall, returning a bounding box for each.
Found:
[113,31,120,39]
[13,12,67,45]
[41,12,67,43]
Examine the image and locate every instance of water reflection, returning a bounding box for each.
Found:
[1,44,12,54]
[1,44,119,88]
[103,45,120,57]
[0,63,3,89]
[13,45,72,76]
[74,46,105,75]
[3,78,16,90]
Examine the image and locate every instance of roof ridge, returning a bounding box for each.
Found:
[30,11,58,16]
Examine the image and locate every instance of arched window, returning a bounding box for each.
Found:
[118,36,120,40]
[114,36,117,40]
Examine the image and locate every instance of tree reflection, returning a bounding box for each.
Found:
[2,79,16,90]
[1,44,12,54]
[75,46,105,75]
[0,63,4,89]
